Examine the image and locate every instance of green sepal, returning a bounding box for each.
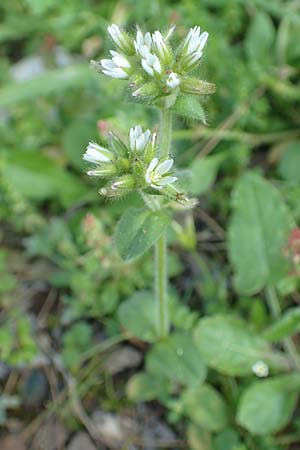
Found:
[109,132,128,157]
[181,77,216,96]
[173,95,206,123]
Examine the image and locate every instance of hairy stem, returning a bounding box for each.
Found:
[159,108,172,158]
[155,233,168,337]
[266,285,300,371]
[154,108,172,338]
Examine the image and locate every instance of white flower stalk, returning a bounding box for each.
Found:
[129,125,151,152]
[134,28,152,58]
[107,24,134,55]
[101,51,131,79]
[252,361,269,378]
[145,157,177,190]
[152,31,172,64]
[83,142,114,164]
[182,26,209,69]
[141,52,162,77]
[166,72,180,89]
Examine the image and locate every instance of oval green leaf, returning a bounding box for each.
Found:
[194,315,287,376]
[146,332,207,386]
[115,207,170,261]
[237,374,300,435]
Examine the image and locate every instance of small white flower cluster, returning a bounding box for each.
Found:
[97,24,209,95]
[252,361,269,378]
[82,125,177,194]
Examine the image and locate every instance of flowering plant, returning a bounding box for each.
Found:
[83,23,214,337]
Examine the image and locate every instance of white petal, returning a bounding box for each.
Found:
[198,31,209,51]
[156,158,173,175]
[148,157,159,172]
[150,183,163,190]
[157,176,177,186]
[153,58,162,74]
[101,59,116,70]
[142,59,154,76]
[136,134,146,151]
[129,127,135,149]
[102,68,128,79]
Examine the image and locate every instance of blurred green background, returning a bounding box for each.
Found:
[1,0,300,448]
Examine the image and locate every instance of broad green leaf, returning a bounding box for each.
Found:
[146,332,207,386]
[115,207,170,261]
[182,384,228,432]
[4,150,89,206]
[228,172,293,295]
[187,424,211,450]
[237,374,300,435]
[278,142,300,182]
[117,291,158,342]
[189,155,224,196]
[173,95,206,123]
[263,307,300,342]
[126,372,169,401]
[245,12,275,63]
[213,428,242,450]
[193,315,287,376]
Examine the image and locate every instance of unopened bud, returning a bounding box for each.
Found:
[87,164,117,178]
[181,77,216,95]
[107,24,135,56]
[152,31,173,64]
[100,174,135,197]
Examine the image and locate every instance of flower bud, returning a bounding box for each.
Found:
[166,72,180,89]
[181,77,216,95]
[152,31,172,64]
[83,142,114,164]
[134,28,152,58]
[129,125,151,152]
[132,81,159,99]
[252,361,269,378]
[141,53,162,77]
[100,174,135,197]
[107,24,135,56]
[87,164,117,178]
[143,132,157,163]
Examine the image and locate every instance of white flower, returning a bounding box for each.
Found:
[166,72,180,89]
[83,142,114,164]
[145,157,177,190]
[129,125,151,152]
[184,26,209,55]
[182,26,208,68]
[101,51,131,79]
[107,24,133,55]
[141,52,162,77]
[252,361,269,378]
[134,27,152,58]
[152,31,172,63]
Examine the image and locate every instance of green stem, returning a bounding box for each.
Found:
[266,285,300,371]
[159,108,172,158]
[154,108,172,338]
[155,233,168,337]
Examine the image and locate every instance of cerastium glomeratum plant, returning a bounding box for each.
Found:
[83,24,215,338]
